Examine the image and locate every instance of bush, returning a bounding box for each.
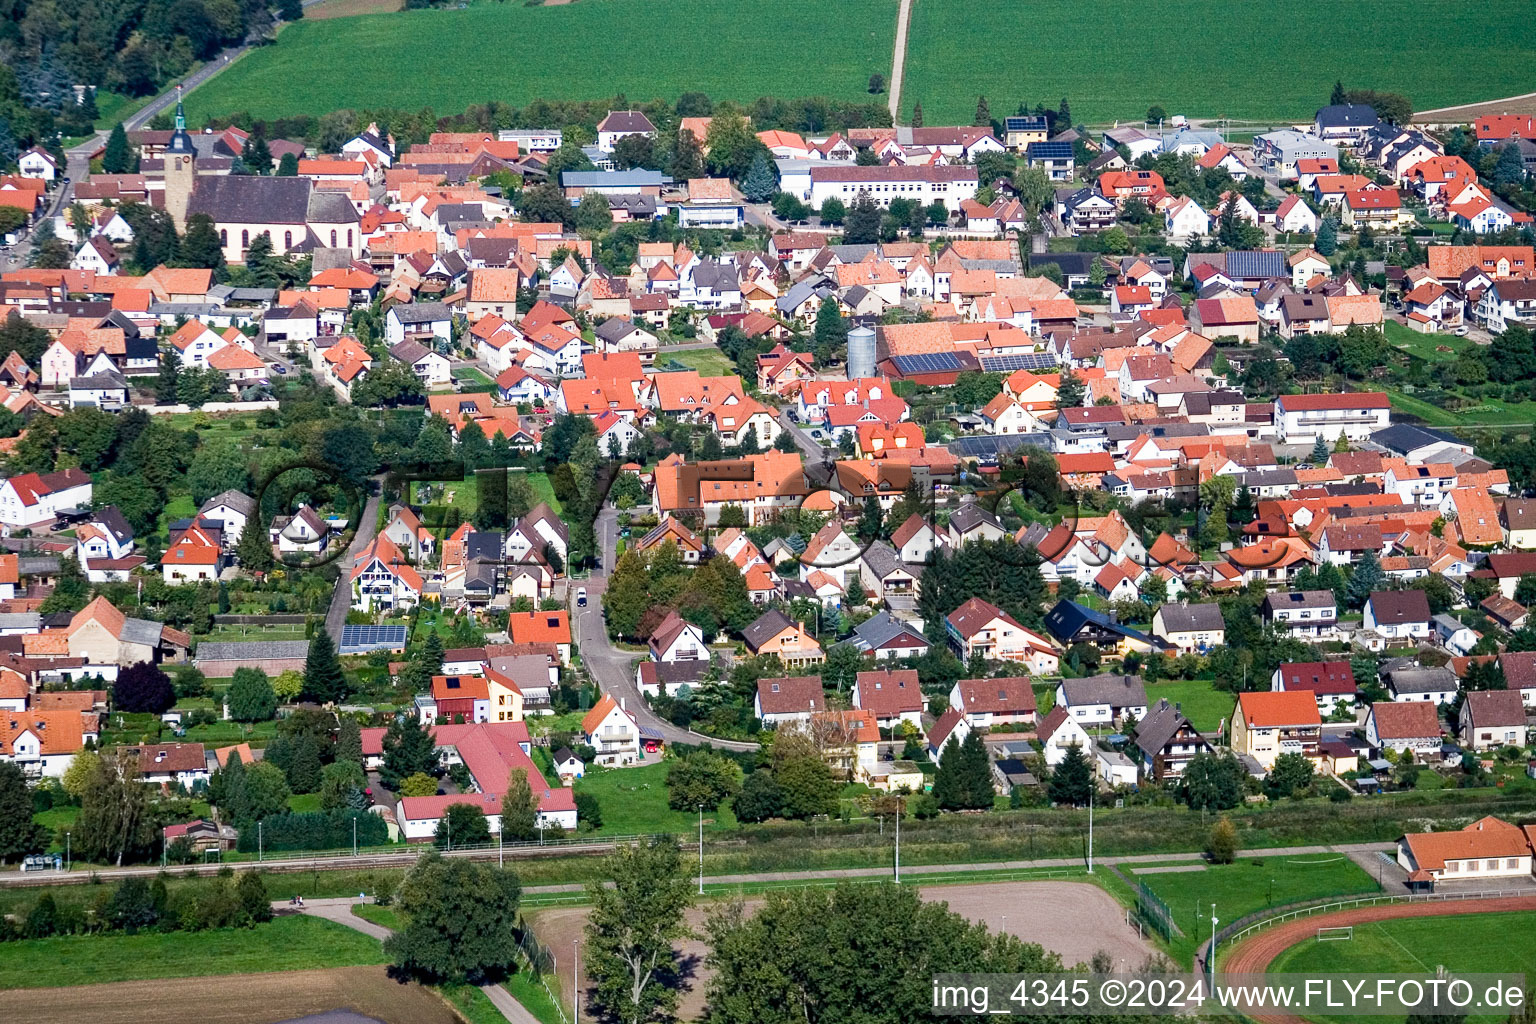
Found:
[1206,817,1239,864]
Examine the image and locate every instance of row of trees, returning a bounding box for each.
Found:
[1,871,272,941]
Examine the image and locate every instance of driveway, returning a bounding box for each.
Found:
[323,486,383,640]
[572,506,757,753]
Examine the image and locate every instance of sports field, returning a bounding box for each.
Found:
[1134,854,1380,965]
[1269,910,1536,976]
[901,0,1536,124]
[185,0,896,123]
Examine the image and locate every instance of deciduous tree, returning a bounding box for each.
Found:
[586,838,695,1024]
[386,849,523,983]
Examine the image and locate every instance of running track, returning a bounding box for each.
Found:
[1219,894,1536,1024]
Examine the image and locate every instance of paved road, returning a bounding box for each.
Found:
[775,409,834,461]
[887,0,914,122]
[323,486,383,640]
[288,897,542,1024]
[571,506,758,753]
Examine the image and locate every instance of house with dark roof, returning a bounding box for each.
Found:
[1459,689,1527,751]
[926,708,971,766]
[184,175,361,265]
[648,611,707,664]
[1055,674,1147,726]
[838,610,931,662]
[1313,104,1380,142]
[1134,698,1215,781]
[1363,590,1432,648]
[1043,599,1168,657]
[1271,660,1357,714]
[634,659,708,699]
[1149,602,1225,654]
[1383,664,1459,705]
[741,609,823,668]
[596,111,658,152]
[1261,591,1339,639]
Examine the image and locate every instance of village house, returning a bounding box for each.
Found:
[1230,690,1322,771]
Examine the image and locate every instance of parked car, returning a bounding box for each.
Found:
[576,587,587,608]
[1453,326,1470,336]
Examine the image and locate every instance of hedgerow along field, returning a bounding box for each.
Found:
[901,0,1536,125]
[184,0,897,123]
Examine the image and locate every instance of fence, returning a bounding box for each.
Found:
[1212,888,1523,965]
[211,614,311,625]
[1136,880,1175,940]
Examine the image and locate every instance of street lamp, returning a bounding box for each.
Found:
[574,938,580,1024]
[894,795,902,883]
[1208,904,1219,987]
[697,805,705,896]
[65,831,70,872]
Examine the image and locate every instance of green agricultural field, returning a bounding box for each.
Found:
[186,0,895,123]
[1135,854,1379,965]
[902,0,1536,125]
[525,472,562,514]
[1141,679,1234,734]
[0,914,386,989]
[574,761,740,836]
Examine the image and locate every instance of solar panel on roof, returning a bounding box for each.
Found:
[891,352,963,375]
[1027,142,1074,159]
[979,352,1058,372]
[339,624,409,653]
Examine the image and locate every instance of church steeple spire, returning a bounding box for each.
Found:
[174,84,186,131]
[168,83,196,157]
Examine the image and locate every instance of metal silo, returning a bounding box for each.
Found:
[846,326,876,380]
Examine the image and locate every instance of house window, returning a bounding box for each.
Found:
[284,230,292,248]
[347,229,354,247]
[331,230,338,247]
[220,229,228,246]
[241,229,249,250]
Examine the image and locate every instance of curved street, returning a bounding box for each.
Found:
[571,506,758,753]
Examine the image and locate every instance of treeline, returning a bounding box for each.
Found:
[0,871,272,940]
[201,90,893,152]
[235,808,387,853]
[1,0,303,101]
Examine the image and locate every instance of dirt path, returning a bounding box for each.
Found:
[1415,90,1536,121]
[531,880,1153,1022]
[3,966,459,1024]
[888,0,913,122]
[1220,894,1536,1024]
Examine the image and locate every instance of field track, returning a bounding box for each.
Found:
[3,965,458,1024]
[1416,90,1536,121]
[1219,894,1536,1024]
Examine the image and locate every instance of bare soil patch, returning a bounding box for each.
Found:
[1415,91,1536,122]
[530,880,1153,1021]
[306,0,402,19]
[4,965,459,1024]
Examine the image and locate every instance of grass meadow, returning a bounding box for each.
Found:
[1134,854,1380,965]
[0,914,385,989]
[901,0,1536,124]
[186,0,896,122]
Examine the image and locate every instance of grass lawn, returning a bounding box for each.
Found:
[574,761,739,836]
[903,0,1536,124]
[1384,319,1468,363]
[661,347,735,377]
[452,366,496,388]
[186,0,894,122]
[153,494,198,542]
[1135,854,1379,966]
[1388,387,1536,427]
[0,913,385,989]
[352,903,403,931]
[199,623,308,643]
[32,805,79,848]
[1141,679,1234,733]
[288,792,323,814]
[525,472,562,515]
[442,977,566,1024]
[414,478,478,526]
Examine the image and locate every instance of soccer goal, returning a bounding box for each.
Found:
[1317,926,1354,942]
